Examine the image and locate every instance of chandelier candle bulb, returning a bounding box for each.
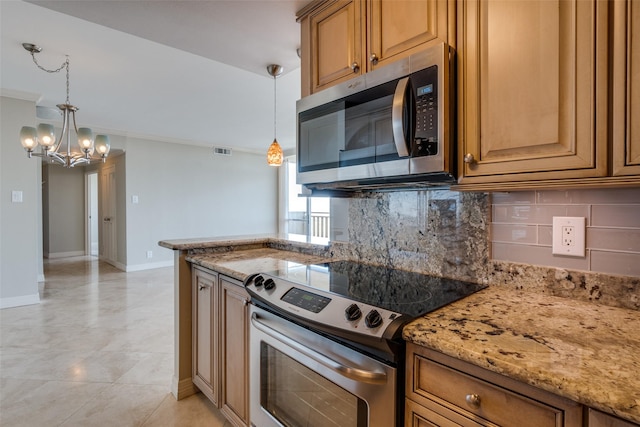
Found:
[37,124,56,147]
[20,127,38,153]
[77,128,94,152]
[94,135,111,157]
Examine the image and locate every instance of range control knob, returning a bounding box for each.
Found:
[365,310,383,329]
[253,275,264,287]
[263,278,276,290]
[345,304,362,321]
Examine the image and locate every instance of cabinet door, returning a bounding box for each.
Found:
[192,267,218,405]
[588,409,638,427]
[220,277,250,427]
[306,0,363,95]
[458,0,608,184]
[613,0,640,176]
[368,0,451,71]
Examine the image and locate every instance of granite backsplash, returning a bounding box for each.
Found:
[338,189,640,311]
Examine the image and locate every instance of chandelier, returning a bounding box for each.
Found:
[19,43,110,168]
[266,64,284,166]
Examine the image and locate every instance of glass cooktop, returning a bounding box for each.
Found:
[262,260,487,318]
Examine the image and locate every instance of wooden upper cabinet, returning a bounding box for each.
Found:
[457,0,608,184]
[298,0,451,96]
[613,0,640,176]
[300,0,363,96]
[368,0,450,71]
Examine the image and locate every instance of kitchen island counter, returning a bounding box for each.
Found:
[403,287,640,424]
[186,247,330,282]
[160,235,639,424]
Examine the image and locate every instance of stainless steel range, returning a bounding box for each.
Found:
[245,260,486,427]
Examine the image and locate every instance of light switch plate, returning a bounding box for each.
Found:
[11,190,23,203]
[552,216,586,257]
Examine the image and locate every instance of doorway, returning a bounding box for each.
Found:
[100,165,117,264]
[85,172,99,256]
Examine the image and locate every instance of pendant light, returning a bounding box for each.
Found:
[266,64,284,166]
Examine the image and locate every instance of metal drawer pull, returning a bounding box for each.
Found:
[251,312,387,385]
[466,393,481,408]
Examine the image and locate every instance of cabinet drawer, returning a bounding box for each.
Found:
[410,354,563,427]
[406,397,485,427]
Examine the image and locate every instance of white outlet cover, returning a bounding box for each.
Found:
[552,216,586,257]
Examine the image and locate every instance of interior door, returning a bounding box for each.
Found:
[100,165,117,264]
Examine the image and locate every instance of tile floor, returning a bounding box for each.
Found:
[0,256,231,426]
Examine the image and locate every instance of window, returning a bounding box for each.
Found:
[283,157,330,239]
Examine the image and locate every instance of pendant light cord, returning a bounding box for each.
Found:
[273,75,277,140]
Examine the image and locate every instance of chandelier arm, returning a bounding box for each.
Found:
[47,152,67,166]
[67,110,75,158]
[52,107,69,155]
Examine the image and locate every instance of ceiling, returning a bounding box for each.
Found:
[0,0,310,154]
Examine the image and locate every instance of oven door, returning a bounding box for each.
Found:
[249,304,397,427]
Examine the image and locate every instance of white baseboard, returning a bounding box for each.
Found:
[171,376,197,400]
[37,274,45,282]
[126,260,174,272]
[0,293,40,309]
[47,251,85,259]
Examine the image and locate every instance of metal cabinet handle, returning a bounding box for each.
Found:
[199,285,206,291]
[465,393,481,408]
[251,312,387,385]
[369,53,379,65]
[464,153,476,164]
[350,62,360,73]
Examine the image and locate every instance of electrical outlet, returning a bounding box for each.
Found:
[562,226,575,247]
[146,251,153,259]
[552,217,586,257]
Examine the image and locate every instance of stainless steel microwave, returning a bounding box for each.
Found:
[296,42,455,192]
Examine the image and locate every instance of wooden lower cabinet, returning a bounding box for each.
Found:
[588,409,639,427]
[405,343,583,427]
[220,277,250,427]
[192,267,218,405]
[192,266,249,427]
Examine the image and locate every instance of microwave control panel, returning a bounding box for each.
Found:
[413,65,439,157]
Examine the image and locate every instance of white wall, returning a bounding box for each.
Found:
[0,96,42,308]
[1,95,279,281]
[124,137,279,270]
[43,164,85,258]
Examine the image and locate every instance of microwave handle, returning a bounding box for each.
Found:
[392,76,411,157]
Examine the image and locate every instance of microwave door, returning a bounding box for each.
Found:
[391,76,415,158]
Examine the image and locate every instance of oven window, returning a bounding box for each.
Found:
[260,342,367,427]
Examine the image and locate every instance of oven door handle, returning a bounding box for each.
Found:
[251,312,388,385]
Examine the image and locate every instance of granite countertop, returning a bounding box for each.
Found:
[186,247,331,282]
[403,287,640,424]
[159,233,330,251]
